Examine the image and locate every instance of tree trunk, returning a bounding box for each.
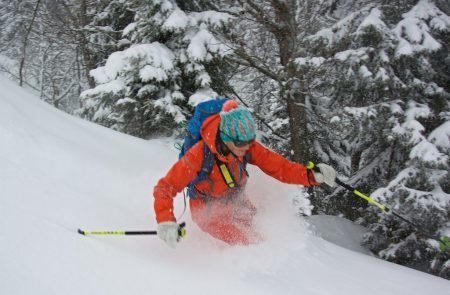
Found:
[351,150,362,175]
[19,0,42,87]
[285,86,309,163]
[271,1,310,163]
[229,1,314,162]
[79,0,95,88]
[57,0,96,88]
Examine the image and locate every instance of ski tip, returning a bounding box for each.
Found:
[77,229,86,235]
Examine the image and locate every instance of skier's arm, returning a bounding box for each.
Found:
[248,141,318,186]
[153,142,203,223]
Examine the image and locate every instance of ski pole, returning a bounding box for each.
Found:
[78,222,186,238]
[307,162,450,251]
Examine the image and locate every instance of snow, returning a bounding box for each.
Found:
[192,11,233,28]
[153,91,185,123]
[188,88,219,106]
[81,78,126,98]
[396,38,415,56]
[306,215,372,255]
[392,101,434,146]
[410,140,448,164]
[429,121,450,150]
[335,47,371,64]
[88,43,175,85]
[140,65,169,82]
[1,75,449,294]
[394,0,450,57]
[163,9,232,32]
[357,7,388,33]
[312,10,361,44]
[311,1,449,60]
[405,0,450,31]
[0,53,17,72]
[163,9,189,31]
[122,22,136,37]
[359,65,373,78]
[294,57,326,68]
[375,67,390,81]
[186,28,227,61]
[116,97,136,106]
[90,51,127,84]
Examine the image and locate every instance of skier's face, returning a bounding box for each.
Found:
[225,140,253,157]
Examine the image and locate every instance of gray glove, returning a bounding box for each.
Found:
[157,221,180,248]
[312,163,337,187]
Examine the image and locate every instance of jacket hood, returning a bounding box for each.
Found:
[200,114,228,162]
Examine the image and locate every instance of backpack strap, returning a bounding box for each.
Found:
[187,143,215,199]
[216,158,237,189]
[187,143,252,199]
[242,153,251,177]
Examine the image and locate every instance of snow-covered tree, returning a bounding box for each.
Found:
[80,0,232,137]
[86,0,134,66]
[220,0,347,163]
[301,0,450,277]
[0,0,114,112]
[214,1,384,217]
[0,0,42,86]
[360,1,449,278]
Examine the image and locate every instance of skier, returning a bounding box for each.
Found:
[154,100,336,247]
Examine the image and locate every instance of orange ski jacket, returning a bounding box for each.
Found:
[153,113,318,224]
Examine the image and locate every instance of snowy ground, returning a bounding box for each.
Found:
[1,75,448,294]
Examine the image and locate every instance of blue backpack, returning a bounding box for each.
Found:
[179,98,249,198]
[179,98,228,159]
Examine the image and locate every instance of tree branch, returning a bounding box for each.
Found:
[229,88,288,140]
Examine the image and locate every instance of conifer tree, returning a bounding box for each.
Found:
[302,0,450,277]
[86,0,134,65]
[80,0,233,137]
[0,0,114,111]
[361,0,450,278]
[221,0,342,163]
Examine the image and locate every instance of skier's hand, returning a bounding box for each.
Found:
[313,163,336,187]
[157,221,181,248]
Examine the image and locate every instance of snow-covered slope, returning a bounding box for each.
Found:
[0,75,448,294]
[306,215,372,255]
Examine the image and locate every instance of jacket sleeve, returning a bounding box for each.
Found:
[248,141,318,186]
[153,142,204,223]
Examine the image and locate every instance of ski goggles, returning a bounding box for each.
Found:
[220,131,255,147]
[233,139,255,147]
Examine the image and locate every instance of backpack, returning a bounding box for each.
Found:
[179,98,250,199]
[179,98,228,159]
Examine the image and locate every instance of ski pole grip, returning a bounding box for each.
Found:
[308,161,349,187]
[306,161,317,171]
[178,222,186,239]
